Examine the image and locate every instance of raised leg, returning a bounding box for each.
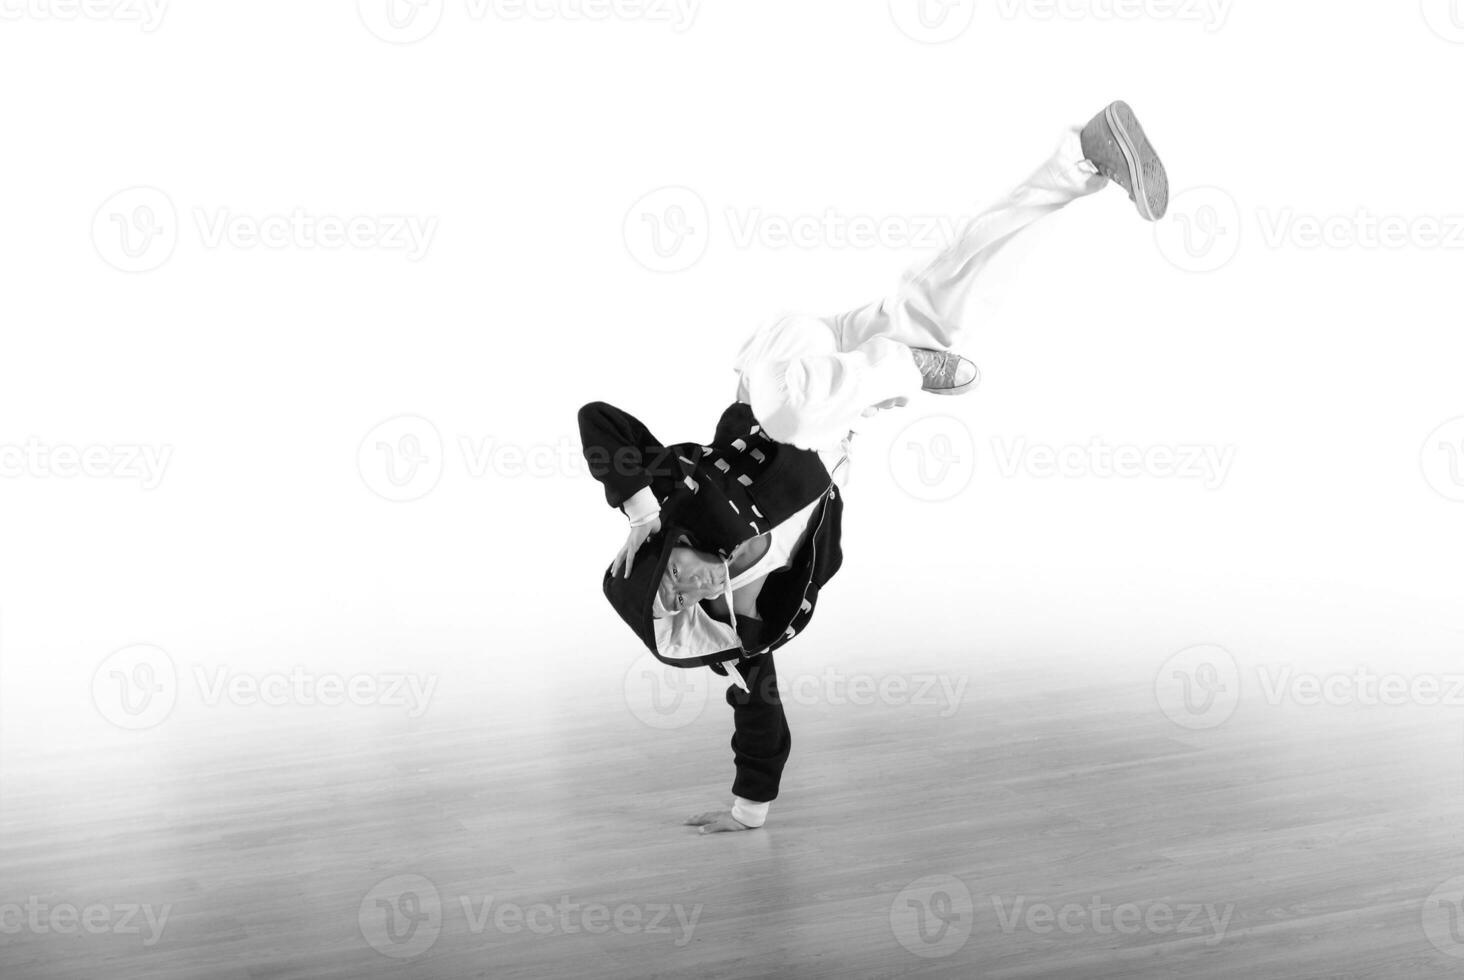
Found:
[826,127,1107,354]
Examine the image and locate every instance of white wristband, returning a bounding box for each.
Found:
[731,797,769,828]
[622,486,661,527]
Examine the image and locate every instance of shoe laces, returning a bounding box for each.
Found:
[914,348,959,386]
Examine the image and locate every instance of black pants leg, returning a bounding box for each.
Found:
[727,652,791,803]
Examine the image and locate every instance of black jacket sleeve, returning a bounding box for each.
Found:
[577,401,679,511]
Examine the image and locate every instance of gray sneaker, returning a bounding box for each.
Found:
[1080,100,1169,222]
[910,348,980,396]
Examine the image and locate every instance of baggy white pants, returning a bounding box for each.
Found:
[733,127,1108,465]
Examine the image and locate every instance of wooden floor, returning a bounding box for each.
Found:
[3,642,1464,979]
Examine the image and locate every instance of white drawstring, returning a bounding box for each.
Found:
[721,557,737,632]
[719,556,750,692]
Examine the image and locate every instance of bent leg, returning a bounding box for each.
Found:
[734,313,922,453]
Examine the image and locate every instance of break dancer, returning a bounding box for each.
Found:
[579,101,1168,833]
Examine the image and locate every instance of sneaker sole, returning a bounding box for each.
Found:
[922,365,981,396]
[1106,101,1168,222]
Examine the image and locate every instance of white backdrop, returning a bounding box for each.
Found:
[2,0,1463,754]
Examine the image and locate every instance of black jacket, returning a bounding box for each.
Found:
[578,400,844,668]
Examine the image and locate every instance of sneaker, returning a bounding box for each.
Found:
[1080,100,1169,222]
[910,348,980,396]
